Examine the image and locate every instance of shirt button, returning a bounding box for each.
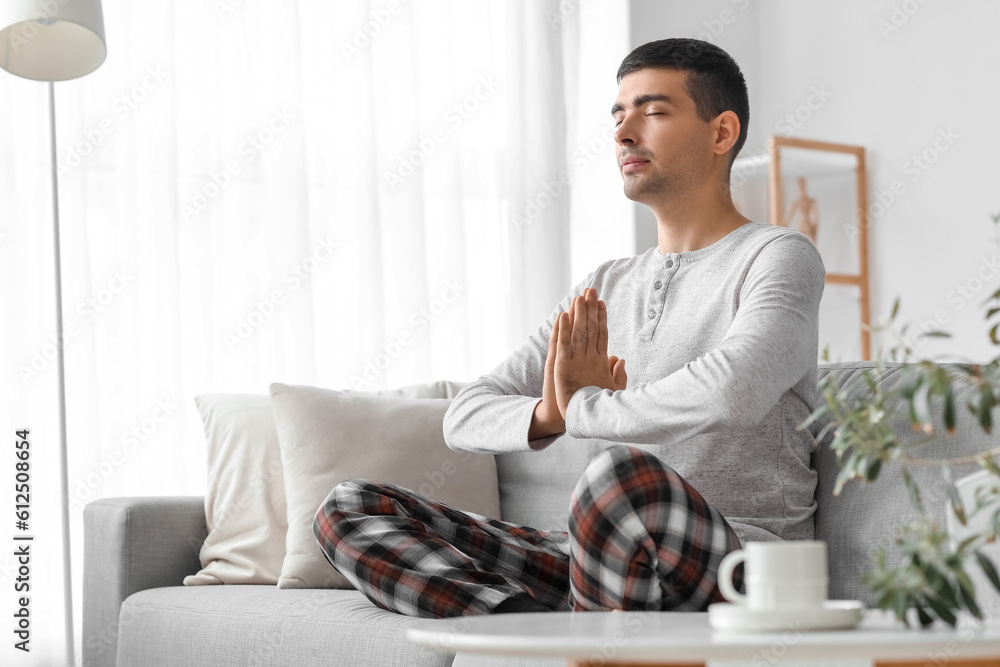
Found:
[654,281,662,290]
[647,309,656,319]
[665,260,674,268]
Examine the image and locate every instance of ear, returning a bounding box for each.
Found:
[712,110,741,158]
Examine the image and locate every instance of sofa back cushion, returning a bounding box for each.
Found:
[494,434,593,531]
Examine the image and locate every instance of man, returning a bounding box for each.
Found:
[313,37,825,618]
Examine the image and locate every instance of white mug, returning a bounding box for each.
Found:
[717,540,828,609]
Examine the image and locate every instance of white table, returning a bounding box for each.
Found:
[406,608,1000,666]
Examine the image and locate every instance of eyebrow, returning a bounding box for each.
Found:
[611,93,676,116]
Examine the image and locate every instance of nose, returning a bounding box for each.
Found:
[614,118,635,148]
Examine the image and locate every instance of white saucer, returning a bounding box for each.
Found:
[708,600,865,632]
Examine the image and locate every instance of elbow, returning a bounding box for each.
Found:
[442,399,463,452]
[442,384,483,453]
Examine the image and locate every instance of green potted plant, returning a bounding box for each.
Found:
[799,212,1000,628]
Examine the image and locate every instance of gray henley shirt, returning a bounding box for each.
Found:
[442,221,826,545]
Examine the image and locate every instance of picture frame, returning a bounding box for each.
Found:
[732,136,872,361]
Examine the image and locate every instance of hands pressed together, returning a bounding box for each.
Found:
[535,288,628,434]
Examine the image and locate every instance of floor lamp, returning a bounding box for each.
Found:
[0,2,107,665]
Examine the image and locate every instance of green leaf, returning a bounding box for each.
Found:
[872,545,886,570]
[979,455,1000,480]
[978,385,995,435]
[988,306,1000,320]
[901,466,923,510]
[975,550,1000,595]
[866,457,883,482]
[899,372,917,400]
[958,583,982,619]
[834,449,864,495]
[815,421,837,443]
[890,590,908,619]
[890,298,900,322]
[956,534,981,554]
[913,380,932,430]
[915,603,935,627]
[943,382,957,434]
[991,323,1000,346]
[924,331,951,338]
[925,564,958,608]
[947,482,968,526]
[955,569,983,620]
[990,510,1000,542]
[924,593,957,626]
[833,460,853,496]
[798,403,829,431]
[955,567,976,594]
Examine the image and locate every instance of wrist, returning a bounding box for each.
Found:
[529,400,565,440]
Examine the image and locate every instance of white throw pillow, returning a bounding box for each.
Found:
[184,380,468,587]
[269,382,501,589]
[184,394,287,585]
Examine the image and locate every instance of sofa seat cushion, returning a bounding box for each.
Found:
[116,586,454,667]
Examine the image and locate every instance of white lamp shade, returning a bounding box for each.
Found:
[0,0,106,81]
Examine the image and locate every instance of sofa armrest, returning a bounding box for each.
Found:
[82,496,206,667]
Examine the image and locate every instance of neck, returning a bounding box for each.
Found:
[648,182,751,254]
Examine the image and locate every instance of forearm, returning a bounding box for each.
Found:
[564,377,736,445]
[527,399,566,443]
[444,379,564,454]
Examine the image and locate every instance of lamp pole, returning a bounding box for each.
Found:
[48,77,75,661]
[0,3,107,664]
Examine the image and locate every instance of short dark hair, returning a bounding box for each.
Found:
[616,38,749,173]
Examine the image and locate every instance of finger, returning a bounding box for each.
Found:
[586,289,600,355]
[613,358,627,390]
[597,298,608,356]
[547,312,559,365]
[558,311,573,358]
[572,294,587,355]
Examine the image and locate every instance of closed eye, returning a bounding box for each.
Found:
[614,112,664,127]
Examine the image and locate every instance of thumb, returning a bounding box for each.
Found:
[612,358,627,390]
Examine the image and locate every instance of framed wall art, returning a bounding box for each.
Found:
[732,136,871,361]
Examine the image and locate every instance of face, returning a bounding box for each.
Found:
[611,67,727,203]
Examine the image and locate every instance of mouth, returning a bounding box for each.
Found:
[621,159,649,173]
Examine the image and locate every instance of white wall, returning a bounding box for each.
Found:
[628,0,1000,363]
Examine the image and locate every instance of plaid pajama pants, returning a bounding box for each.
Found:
[312,445,745,619]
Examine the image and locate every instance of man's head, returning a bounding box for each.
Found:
[611,38,749,204]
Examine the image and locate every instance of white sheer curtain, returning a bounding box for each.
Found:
[0,0,630,663]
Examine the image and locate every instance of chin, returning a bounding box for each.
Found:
[622,183,649,203]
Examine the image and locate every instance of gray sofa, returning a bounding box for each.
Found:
[83,361,993,666]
